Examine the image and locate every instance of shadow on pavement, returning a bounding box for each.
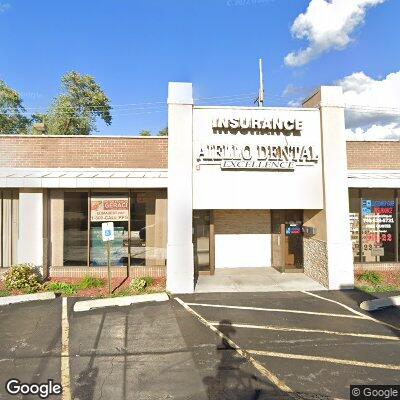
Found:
[202,319,335,400]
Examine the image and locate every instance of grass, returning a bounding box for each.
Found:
[356,284,399,294]
[78,276,105,289]
[45,277,105,296]
[45,282,78,295]
[358,271,382,286]
[0,289,10,297]
[355,271,399,294]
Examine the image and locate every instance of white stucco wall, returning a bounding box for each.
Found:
[215,234,271,268]
[17,190,43,267]
[192,107,323,210]
[214,210,271,268]
[166,82,195,293]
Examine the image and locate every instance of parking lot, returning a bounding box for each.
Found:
[0,290,399,399]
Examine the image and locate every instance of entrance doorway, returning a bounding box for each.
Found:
[271,210,304,272]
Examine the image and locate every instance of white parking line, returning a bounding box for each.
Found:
[61,297,71,400]
[175,297,302,399]
[185,302,366,319]
[247,350,400,371]
[210,322,400,341]
[302,291,400,332]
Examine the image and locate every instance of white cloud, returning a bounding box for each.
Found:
[338,71,400,140]
[0,2,10,13]
[284,0,385,67]
[346,124,400,140]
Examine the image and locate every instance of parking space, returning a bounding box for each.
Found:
[0,299,62,400]
[0,290,398,399]
[177,290,400,399]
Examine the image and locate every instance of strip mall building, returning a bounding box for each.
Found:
[0,83,398,293]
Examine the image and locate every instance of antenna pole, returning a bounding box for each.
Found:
[258,58,264,107]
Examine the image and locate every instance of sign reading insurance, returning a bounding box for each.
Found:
[192,108,323,209]
[196,117,319,171]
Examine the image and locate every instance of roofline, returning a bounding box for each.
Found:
[0,134,167,139]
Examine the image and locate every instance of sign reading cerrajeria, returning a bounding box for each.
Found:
[196,116,319,171]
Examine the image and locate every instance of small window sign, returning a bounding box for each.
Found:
[102,222,114,241]
[285,224,302,236]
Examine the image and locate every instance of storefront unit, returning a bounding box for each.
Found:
[1,84,399,293]
[0,136,169,278]
[167,83,354,293]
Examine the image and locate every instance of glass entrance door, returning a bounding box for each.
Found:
[271,210,304,272]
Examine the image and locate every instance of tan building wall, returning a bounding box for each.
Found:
[214,210,270,234]
[1,136,399,171]
[0,135,167,169]
[346,141,400,170]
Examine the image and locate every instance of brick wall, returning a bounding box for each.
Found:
[214,210,271,234]
[1,136,398,171]
[0,135,168,169]
[347,141,400,170]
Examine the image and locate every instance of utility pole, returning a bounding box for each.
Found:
[255,58,265,107]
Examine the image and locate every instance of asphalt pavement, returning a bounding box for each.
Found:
[0,290,398,400]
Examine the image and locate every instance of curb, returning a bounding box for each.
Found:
[360,295,400,311]
[73,292,169,312]
[0,292,56,306]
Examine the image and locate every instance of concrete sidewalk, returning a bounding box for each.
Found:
[195,267,325,293]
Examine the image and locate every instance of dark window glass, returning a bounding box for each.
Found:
[361,189,396,262]
[349,189,361,262]
[193,210,210,272]
[89,192,129,267]
[64,192,88,266]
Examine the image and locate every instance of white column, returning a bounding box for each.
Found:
[18,190,44,268]
[319,86,354,289]
[167,82,194,293]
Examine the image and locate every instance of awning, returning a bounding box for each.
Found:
[0,168,168,188]
[348,170,400,188]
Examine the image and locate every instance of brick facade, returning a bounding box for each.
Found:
[346,141,400,170]
[1,137,399,171]
[0,135,167,169]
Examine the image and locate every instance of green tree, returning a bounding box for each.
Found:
[139,130,151,136]
[158,126,168,136]
[42,71,112,135]
[0,80,31,134]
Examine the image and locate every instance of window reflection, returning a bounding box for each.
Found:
[90,193,129,267]
[130,191,167,267]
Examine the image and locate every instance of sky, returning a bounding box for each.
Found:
[0,0,399,139]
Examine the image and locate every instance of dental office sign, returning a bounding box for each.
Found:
[196,116,319,171]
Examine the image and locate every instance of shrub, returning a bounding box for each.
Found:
[359,271,382,286]
[46,282,78,295]
[4,264,43,293]
[78,276,105,289]
[142,276,154,287]
[131,277,147,292]
[130,276,155,293]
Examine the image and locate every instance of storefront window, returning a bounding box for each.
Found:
[62,189,167,268]
[64,192,88,266]
[130,190,167,267]
[349,189,360,262]
[90,192,129,267]
[0,189,19,268]
[361,189,396,263]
